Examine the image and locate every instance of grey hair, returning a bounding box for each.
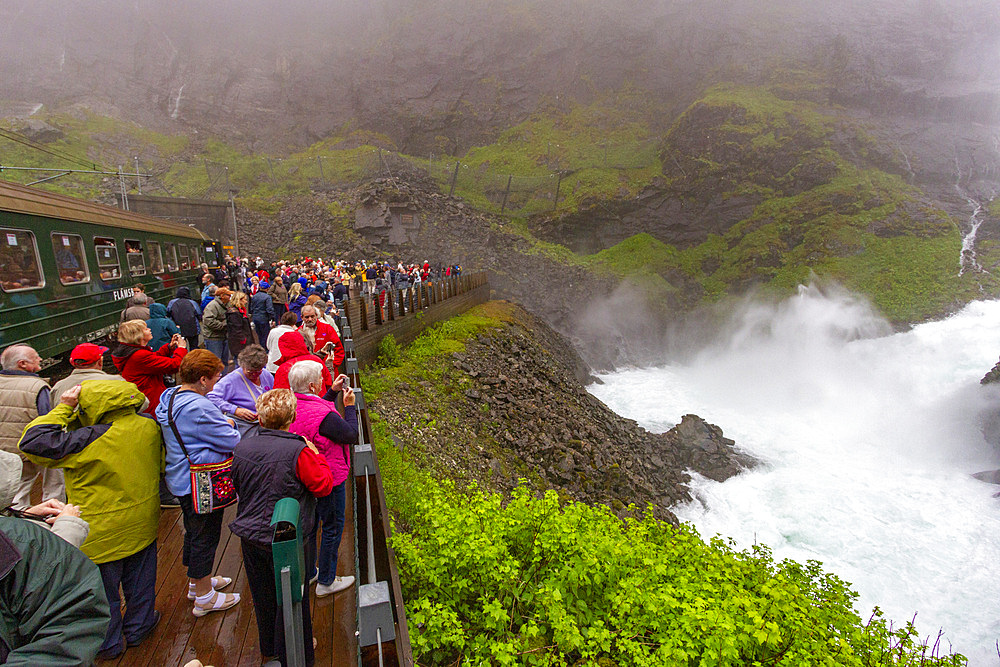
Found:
[209,284,218,296]
[0,345,36,371]
[237,344,268,372]
[288,360,324,394]
[300,304,317,317]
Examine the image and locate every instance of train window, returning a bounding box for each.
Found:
[50,233,90,285]
[0,228,45,292]
[177,244,190,270]
[191,245,201,268]
[94,237,122,281]
[203,244,218,267]
[164,242,179,272]
[125,239,146,277]
[147,241,164,274]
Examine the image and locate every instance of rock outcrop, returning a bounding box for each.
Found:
[370,302,754,523]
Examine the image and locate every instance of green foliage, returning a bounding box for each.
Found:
[375,333,403,368]
[989,198,1000,218]
[391,480,965,666]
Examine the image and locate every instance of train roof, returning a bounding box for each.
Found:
[0,179,208,240]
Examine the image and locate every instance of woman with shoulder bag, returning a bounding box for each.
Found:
[155,350,242,617]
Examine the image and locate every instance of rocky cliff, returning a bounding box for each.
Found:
[366,301,753,523]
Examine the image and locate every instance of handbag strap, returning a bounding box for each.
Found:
[237,369,263,400]
[167,390,194,464]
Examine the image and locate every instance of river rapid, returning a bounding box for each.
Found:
[588,285,1000,664]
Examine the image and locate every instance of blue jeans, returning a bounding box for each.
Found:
[204,338,229,373]
[316,482,346,586]
[98,541,157,652]
[252,318,271,352]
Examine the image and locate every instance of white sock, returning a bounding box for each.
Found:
[195,590,216,604]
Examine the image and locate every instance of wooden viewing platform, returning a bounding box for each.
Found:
[103,487,358,667]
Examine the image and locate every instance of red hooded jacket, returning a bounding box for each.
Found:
[273,331,333,394]
[111,341,187,414]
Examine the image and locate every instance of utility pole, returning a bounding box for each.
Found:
[500,175,512,215]
[134,156,142,194]
[553,171,563,211]
[229,190,239,258]
[449,162,460,197]
[317,156,325,181]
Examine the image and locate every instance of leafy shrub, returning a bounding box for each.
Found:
[392,481,965,666]
[375,333,402,368]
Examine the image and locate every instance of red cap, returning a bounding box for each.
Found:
[69,343,108,366]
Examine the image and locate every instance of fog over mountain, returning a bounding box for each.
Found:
[2,0,998,155]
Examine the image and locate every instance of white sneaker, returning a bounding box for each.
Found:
[309,568,318,585]
[315,575,354,597]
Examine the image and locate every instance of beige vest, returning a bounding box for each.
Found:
[50,368,125,404]
[0,374,50,455]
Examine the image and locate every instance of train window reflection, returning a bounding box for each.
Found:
[164,242,178,272]
[178,244,190,270]
[147,241,164,274]
[125,239,146,277]
[94,237,121,281]
[0,228,45,292]
[51,233,90,285]
[203,244,218,268]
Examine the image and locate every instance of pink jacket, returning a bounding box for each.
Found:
[289,393,350,486]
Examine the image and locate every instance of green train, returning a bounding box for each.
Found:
[0,179,223,362]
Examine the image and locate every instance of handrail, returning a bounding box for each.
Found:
[332,270,489,666]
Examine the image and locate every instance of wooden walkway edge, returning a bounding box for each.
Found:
[108,483,357,667]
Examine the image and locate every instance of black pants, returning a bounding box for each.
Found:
[178,493,224,580]
[98,541,158,652]
[241,532,316,666]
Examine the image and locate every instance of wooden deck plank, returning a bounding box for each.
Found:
[112,497,357,667]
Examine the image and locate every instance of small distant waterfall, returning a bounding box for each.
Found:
[170,85,184,120]
[959,197,984,276]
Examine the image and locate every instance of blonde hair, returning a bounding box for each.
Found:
[256,389,297,429]
[229,291,248,310]
[117,319,148,345]
[288,283,302,299]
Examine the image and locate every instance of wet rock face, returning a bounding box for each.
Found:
[371,308,755,523]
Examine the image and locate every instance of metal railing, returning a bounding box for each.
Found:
[340,316,412,666]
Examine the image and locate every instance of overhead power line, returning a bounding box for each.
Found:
[0,127,109,172]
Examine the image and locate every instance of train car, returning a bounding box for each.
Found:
[0,179,220,362]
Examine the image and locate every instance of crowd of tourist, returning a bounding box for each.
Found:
[0,252,450,664]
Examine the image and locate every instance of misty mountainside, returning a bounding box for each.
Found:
[3,0,1000,366]
[2,0,999,152]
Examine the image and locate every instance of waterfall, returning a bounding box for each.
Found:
[589,292,1000,665]
[959,197,984,276]
[170,85,184,120]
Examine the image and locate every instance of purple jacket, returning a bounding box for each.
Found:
[289,393,353,486]
[207,368,274,415]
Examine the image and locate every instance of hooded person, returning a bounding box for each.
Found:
[271,331,332,396]
[18,380,163,659]
[147,303,181,351]
[0,512,109,664]
[168,286,202,350]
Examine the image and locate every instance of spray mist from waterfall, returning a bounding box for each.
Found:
[590,284,1000,664]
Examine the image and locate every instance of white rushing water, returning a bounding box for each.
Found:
[589,285,1000,664]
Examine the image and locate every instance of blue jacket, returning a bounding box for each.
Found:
[249,290,275,323]
[146,303,180,350]
[155,387,241,496]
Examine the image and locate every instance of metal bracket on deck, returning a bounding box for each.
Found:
[354,443,375,476]
[358,581,396,647]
